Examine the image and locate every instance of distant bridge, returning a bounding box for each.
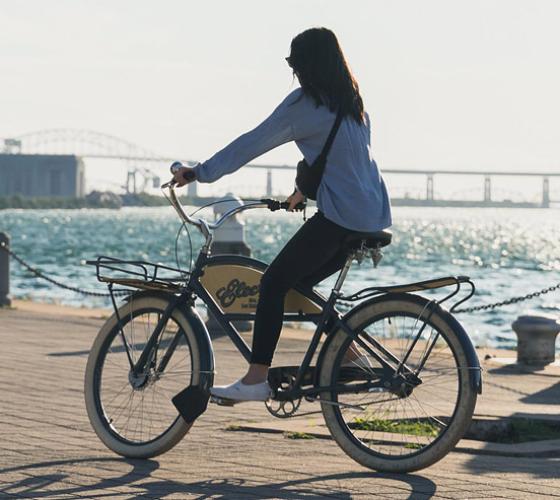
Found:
[7,129,164,162]
[2,129,559,206]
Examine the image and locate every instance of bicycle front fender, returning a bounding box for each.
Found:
[177,301,215,392]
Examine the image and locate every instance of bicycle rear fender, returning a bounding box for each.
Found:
[316,292,482,394]
[439,307,482,394]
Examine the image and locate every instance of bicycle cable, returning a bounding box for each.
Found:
[188,197,265,217]
[166,195,267,276]
[174,221,193,275]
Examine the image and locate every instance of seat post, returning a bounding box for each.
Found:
[332,252,354,294]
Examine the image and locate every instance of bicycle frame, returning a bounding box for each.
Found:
[110,184,479,400]
[128,248,423,400]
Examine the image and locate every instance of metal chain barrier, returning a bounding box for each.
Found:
[453,282,560,314]
[1,239,559,310]
[0,241,129,298]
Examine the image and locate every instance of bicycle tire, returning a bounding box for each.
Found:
[84,293,207,458]
[319,293,477,472]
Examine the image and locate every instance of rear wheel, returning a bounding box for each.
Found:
[84,294,205,458]
[319,294,477,472]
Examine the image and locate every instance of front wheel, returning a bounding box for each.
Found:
[319,294,478,472]
[84,293,210,458]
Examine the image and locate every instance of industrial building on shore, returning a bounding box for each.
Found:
[0,154,85,198]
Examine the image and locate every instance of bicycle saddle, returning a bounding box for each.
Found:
[344,230,392,250]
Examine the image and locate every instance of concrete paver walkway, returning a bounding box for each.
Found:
[1,301,560,499]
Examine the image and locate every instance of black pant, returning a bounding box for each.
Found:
[250,211,358,366]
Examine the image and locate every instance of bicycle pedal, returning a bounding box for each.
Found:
[210,395,237,407]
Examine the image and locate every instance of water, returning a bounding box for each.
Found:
[1,206,559,350]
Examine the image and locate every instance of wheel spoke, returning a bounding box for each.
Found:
[93,305,193,446]
[324,304,471,467]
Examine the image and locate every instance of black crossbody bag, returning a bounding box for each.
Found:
[295,109,343,200]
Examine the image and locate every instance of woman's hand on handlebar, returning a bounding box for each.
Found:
[172,166,197,187]
[286,188,306,212]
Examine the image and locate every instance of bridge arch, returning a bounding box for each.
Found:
[11,129,163,160]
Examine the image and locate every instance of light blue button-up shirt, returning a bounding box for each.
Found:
[193,88,392,232]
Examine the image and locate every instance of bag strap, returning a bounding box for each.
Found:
[317,109,344,161]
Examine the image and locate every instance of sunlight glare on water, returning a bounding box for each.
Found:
[1,206,559,350]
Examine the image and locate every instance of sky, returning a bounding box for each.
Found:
[2,0,559,195]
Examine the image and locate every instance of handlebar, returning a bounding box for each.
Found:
[260,198,306,212]
[162,162,306,240]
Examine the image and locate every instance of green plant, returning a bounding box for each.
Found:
[350,418,440,437]
[225,424,241,431]
[283,431,314,440]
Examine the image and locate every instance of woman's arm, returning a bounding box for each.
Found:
[193,89,301,183]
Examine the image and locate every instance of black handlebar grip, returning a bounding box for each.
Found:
[261,198,306,212]
[279,201,306,211]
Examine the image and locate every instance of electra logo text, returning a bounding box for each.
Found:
[216,279,260,308]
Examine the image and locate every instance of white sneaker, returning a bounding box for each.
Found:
[342,354,373,369]
[210,378,271,403]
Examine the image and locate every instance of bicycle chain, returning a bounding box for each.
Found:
[0,242,129,298]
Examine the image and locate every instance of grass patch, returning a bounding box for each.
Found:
[225,424,241,432]
[283,431,315,440]
[404,443,423,450]
[350,418,440,437]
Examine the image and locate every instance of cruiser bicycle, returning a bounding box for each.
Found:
[84,169,482,473]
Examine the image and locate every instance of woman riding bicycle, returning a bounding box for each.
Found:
[173,27,392,402]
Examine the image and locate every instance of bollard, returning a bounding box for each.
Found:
[211,194,251,256]
[0,232,12,307]
[512,315,560,366]
[205,195,252,336]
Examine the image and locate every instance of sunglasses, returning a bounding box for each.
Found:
[285,56,292,68]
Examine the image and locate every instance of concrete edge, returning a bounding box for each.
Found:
[227,421,560,458]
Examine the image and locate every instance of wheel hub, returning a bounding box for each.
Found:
[128,370,149,390]
[382,373,420,398]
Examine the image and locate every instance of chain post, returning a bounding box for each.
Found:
[0,233,11,307]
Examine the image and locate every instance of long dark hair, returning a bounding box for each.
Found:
[288,27,365,124]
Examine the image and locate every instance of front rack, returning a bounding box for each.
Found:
[86,256,191,293]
